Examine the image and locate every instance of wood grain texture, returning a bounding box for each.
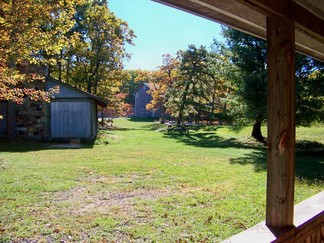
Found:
[266,16,295,228]
[50,100,92,138]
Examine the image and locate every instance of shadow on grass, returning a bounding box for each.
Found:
[295,140,324,182]
[164,131,262,149]
[113,127,137,131]
[229,150,267,172]
[229,140,324,182]
[128,117,158,122]
[0,139,94,152]
[165,128,323,182]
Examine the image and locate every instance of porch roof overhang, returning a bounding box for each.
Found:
[153,0,324,61]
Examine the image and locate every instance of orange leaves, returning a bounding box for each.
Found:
[0,0,81,64]
[0,84,59,104]
[0,0,81,104]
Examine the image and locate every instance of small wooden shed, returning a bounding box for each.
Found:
[46,77,108,140]
[0,77,108,141]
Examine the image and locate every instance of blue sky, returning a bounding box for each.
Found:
[109,0,224,70]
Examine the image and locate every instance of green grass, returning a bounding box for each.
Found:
[0,118,323,242]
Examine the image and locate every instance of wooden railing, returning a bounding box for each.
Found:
[223,191,324,243]
[293,211,323,243]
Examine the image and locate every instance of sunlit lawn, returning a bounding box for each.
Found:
[0,118,323,242]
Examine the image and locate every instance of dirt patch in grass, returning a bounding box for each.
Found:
[7,173,220,241]
[0,157,11,170]
[41,175,211,225]
[55,187,166,215]
[43,176,171,218]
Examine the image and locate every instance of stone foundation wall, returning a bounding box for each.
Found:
[14,79,48,141]
[15,100,47,140]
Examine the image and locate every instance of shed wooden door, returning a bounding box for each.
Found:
[51,101,91,138]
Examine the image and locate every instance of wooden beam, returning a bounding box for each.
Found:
[153,0,267,39]
[266,16,295,228]
[292,3,324,43]
[295,0,324,18]
[237,0,324,43]
[237,0,290,17]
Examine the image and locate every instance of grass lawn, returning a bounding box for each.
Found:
[0,118,323,242]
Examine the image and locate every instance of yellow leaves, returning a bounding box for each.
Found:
[1,0,79,63]
[308,69,322,79]
[0,0,84,103]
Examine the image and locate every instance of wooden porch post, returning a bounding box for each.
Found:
[266,16,295,228]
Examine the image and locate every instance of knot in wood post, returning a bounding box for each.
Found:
[277,130,288,155]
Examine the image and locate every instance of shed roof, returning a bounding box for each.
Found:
[46,77,108,107]
[143,82,157,90]
[135,82,157,93]
[153,0,324,61]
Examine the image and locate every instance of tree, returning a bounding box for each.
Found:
[119,70,140,105]
[135,54,180,123]
[295,54,324,125]
[206,41,237,124]
[0,0,79,104]
[102,92,133,118]
[222,27,267,142]
[165,45,211,124]
[223,27,324,142]
[50,0,135,100]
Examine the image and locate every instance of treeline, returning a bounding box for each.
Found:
[1,0,135,107]
[130,44,234,126]
[1,0,322,142]
[122,28,323,142]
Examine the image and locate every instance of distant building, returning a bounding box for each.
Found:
[134,83,162,118]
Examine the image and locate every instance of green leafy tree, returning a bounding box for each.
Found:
[206,41,237,124]
[296,55,324,125]
[165,45,211,124]
[222,27,267,142]
[51,0,135,99]
[223,27,324,142]
[119,70,139,105]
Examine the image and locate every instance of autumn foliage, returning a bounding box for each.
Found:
[101,93,133,118]
[0,0,80,103]
[0,0,135,108]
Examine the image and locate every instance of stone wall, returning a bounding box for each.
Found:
[15,100,47,140]
[0,62,49,140]
[13,79,48,141]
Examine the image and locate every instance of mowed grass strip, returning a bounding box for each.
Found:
[0,118,323,242]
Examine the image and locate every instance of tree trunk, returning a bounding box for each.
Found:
[58,50,63,81]
[251,120,265,143]
[177,82,190,125]
[210,82,217,125]
[160,106,166,124]
[66,58,70,84]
